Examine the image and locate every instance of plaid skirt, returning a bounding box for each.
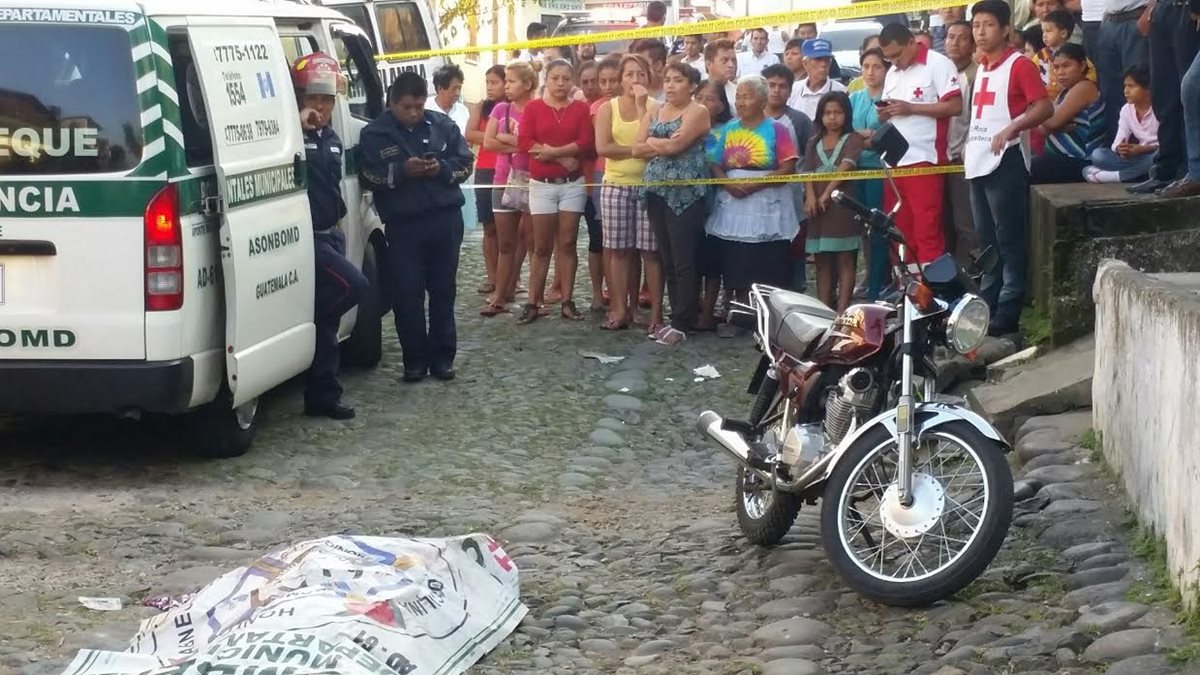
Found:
[600,184,656,252]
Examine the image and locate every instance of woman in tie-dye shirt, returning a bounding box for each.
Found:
[705,74,800,315]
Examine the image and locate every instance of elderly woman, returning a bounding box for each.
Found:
[706,75,800,319]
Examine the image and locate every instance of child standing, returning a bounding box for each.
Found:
[803,92,864,312]
[1036,10,1096,99]
[1085,65,1158,183]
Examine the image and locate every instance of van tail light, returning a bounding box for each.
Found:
[145,184,184,311]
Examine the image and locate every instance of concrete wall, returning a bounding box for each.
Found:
[1029,186,1200,346]
[1093,260,1200,605]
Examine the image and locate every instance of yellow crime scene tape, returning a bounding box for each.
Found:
[462,164,964,189]
[376,0,969,61]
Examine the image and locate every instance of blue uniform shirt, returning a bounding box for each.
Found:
[359,109,474,223]
[305,126,347,232]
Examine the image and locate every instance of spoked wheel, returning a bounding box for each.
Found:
[820,421,1012,606]
[736,466,802,546]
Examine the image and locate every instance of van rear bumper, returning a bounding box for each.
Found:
[0,358,194,415]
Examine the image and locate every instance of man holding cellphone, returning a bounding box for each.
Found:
[877,22,963,266]
[361,73,475,384]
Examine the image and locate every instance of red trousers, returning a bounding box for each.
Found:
[883,164,946,265]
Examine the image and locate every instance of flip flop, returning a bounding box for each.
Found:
[655,327,687,346]
[646,323,668,340]
[600,318,629,331]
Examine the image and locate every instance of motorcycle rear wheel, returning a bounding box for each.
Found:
[819,421,1013,606]
[736,466,802,546]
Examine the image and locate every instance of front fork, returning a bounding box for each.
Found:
[896,291,917,507]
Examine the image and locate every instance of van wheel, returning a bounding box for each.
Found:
[193,389,260,459]
[342,243,383,368]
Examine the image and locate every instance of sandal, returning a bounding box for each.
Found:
[655,327,687,346]
[600,318,629,330]
[477,282,496,295]
[561,300,584,321]
[646,323,668,340]
[480,302,509,317]
[538,304,550,317]
[517,303,540,325]
[716,322,740,339]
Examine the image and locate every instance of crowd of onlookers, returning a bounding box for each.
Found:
[408,0,1199,351]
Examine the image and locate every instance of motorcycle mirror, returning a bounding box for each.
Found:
[871,122,910,168]
[921,254,960,285]
[970,246,1000,277]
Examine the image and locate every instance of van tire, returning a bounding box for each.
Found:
[342,242,383,369]
[192,388,260,459]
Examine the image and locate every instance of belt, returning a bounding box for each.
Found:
[1104,6,1145,20]
[532,173,583,185]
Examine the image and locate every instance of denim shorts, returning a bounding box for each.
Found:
[528,178,587,215]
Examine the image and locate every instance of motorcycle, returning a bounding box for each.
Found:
[696,124,1014,607]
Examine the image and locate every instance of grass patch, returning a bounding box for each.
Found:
[1020,306,1052,346]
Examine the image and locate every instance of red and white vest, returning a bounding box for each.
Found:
[964,51,1032,180]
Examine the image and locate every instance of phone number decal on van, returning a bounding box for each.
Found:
[213,44,272,63]
[0,8,137,24]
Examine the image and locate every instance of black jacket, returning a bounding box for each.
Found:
[360,109,474,223]
[304,126,347,231]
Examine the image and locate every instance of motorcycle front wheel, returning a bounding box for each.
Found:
[819,421,1013,606]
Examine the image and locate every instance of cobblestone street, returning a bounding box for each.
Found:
[0,234,1193,675]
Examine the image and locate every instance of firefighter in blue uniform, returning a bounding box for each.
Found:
[360,72,474,383]
[292,53,369,419]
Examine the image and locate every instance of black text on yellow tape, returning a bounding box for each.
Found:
[377,0,969,61]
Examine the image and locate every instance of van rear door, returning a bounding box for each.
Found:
[0,9,148,360]
[186,20,316,407]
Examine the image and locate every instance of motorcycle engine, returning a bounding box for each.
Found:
[825,368,877,444]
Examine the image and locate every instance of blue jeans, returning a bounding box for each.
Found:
[1091,147,1154,182]
[970,147,1029,327]
[1149,0,1200,180]
[1097,16,1149,146]
[1184,48,1200,181]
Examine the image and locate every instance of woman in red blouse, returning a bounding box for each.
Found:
[517,59,595,324]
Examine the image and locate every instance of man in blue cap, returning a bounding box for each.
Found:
[786,37,847,121]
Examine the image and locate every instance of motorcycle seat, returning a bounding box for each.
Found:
[766,290,836,356]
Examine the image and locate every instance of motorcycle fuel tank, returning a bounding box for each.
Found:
[809,303,891,365]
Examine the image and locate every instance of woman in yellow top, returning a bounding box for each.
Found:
[596,54,662,332]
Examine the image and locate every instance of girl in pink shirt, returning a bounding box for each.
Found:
[1084,65,1158,183]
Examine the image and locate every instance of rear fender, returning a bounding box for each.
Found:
[819,402,1011,481]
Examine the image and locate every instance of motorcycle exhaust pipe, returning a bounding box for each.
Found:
[697,410,752,463]
[697,411,774,480]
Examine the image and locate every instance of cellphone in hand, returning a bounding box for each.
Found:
[873,99,889,108]
[422,152,437,160]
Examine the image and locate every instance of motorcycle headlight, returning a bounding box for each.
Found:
[946,294,990,354]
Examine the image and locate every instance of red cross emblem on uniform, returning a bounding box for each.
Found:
[974,76,998,119]
[912,86,924,99]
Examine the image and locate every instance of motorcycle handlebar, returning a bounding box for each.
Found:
[830,189,907,246]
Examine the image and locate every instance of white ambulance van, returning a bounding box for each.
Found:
[0,0,390,457]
